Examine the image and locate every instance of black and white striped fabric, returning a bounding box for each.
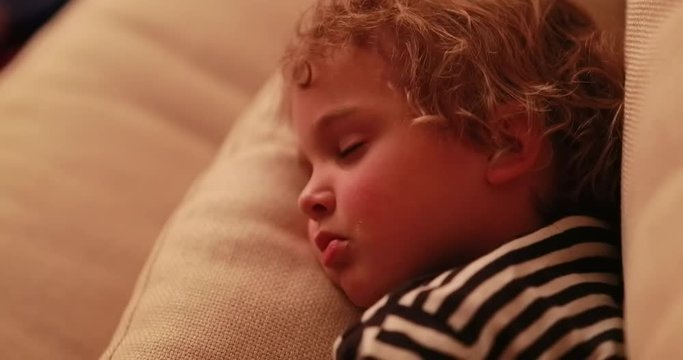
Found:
[334,216,624,360]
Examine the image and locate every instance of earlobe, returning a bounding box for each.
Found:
[485,104,545,186]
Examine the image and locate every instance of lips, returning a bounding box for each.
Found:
[313,231,342,252]
[313,231,350,267]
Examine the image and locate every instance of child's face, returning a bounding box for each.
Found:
[291,48,502,308]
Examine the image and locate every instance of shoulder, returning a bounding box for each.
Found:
[334,216,625,359]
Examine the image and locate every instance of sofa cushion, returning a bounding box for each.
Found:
[0,0,313,358]
[101,77,360,360]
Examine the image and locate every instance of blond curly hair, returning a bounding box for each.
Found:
[282,0,624,224]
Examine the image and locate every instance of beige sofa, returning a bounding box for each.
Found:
[1,0,680,359]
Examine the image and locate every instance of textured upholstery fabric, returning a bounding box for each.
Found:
[0,0,312,358]
[101,77,360,360]
[623,0,683,358]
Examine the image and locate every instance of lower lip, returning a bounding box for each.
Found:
[322,239,350,267]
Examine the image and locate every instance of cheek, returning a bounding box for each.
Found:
[337,162,405,234]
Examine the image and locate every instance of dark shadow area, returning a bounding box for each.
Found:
[1,0,70,67]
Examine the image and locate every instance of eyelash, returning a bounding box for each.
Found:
[338,141,365,159]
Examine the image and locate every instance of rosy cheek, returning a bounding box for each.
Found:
[341,170,392,227]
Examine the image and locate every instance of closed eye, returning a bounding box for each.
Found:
[338,141,365,159]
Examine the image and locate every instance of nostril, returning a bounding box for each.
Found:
[312,203,327,214]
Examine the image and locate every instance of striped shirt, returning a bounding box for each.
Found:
[334,216,624,359]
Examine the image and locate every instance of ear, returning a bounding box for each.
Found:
[486,104,546,185]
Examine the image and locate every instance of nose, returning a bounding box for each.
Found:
[298,186,336,221]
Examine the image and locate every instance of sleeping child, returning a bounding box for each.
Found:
[282,0,624,358]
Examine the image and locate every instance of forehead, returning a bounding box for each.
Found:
[289,47,400,130]
[307,46,391,86]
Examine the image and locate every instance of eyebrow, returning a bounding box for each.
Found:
[314,106,360,134]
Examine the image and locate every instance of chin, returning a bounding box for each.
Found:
[341,282,384,309]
